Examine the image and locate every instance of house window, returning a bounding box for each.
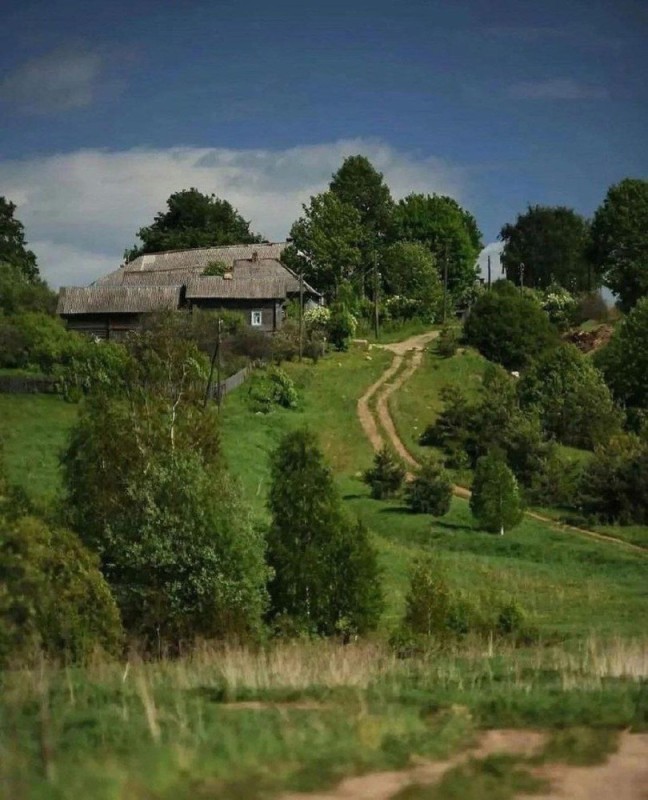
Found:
[251,310,263,327]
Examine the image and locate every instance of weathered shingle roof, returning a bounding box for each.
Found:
[123,242,287,274]
[185,277,287,300]
[58,286,183,315]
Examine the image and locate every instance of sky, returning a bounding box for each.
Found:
[0,0,646,287]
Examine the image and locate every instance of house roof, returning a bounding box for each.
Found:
[57,286,183,315]
[120,242,287,275]
[185,277,288,300]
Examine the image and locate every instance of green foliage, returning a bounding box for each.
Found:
[470,453,523,535]
[0,197,39,281]
[590,178,648,311]
[0,261,56,315]
[390,194,482,301]
[249,366,298,413]
[125,188,262,260]
[0,512,122,666]
[0,311,74,371]
[381,241,443,320]
[500,205,594,291]
[595,296,648,412]
[405,458,453,516]
[202,259,229,276]
[61,320,267,647]
[329,155,394,239]
[579,434,648,524]
[541,283,577,329]
[463,280,558,370]
[363,447,405,499]
[266,429,383,635]
[287,192,364,299]
[328,303,357,351]
[518,343,622,448]
[436,326,460,358]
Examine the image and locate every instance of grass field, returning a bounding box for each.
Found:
[1,345,647,798]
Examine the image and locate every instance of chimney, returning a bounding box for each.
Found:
[251,250,259,263]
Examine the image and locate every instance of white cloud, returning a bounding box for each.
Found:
[0,49,103,114]
[0,141,466,288]
[508,79,608,101]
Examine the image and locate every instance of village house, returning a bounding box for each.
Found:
[57,242,321,339]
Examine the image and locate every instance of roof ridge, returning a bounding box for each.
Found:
[128,241,287,259]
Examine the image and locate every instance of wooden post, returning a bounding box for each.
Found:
[442,242,449,324]
[487,254,491,289]
[373,249,379,340]
[299,271,304,361]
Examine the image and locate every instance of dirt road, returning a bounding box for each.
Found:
[356,331,646,554]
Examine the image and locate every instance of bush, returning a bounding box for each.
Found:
[327,305,357,351]
[405,458,453,516]
[518,343,622,449]
[419,385,472,469]
[541,284,577,329]
[572,291,610,325]
[0,312,72,371]
[436,326,460,358]
[229,327,273,362]
[363,447,405,499]
[463,280,558,370]
[470,453,523,535]
[248,366,298,413]
[0,514,123,666]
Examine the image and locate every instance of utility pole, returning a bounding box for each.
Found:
[487,254,492,289]
[298,270,304,361]
[373,249,380,340]
[203,315,223,410]
[519,262,525,291]
[442,242,449,324]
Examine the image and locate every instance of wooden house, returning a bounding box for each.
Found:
[57,242,321,338]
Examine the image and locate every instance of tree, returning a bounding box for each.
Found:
[287,191,364,299]
[62,317,268,647]
[518,343,622,448]
[463,280,558,370]
[0,198,39,282]
[499,205,593,291]
[0,261,55,315]
[405,458,453,516]
[470,453,523,535]
[0,515,124,666]
[579,434,648,525]
[266,430,383,635]
[590,178,648,311]
[390,194,482,301]
[595,295,648,416]
[363,447,405,499]
[126,188,262,261]
[381,241,443,319]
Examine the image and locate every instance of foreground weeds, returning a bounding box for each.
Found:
[1,638,647,799]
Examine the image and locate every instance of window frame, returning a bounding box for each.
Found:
[251,310,263,327]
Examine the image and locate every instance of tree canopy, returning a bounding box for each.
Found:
[287,191,364,298]
[126,188,263,261]
[329,155,394,239]
[470,453,523,535]
[499,205,593,291]
[595,295,648,415]
[0,197,40,282]
[590,178,648,311]
[390,194,482,301]
[463,280,558,370]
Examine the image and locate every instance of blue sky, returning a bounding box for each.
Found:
[1,0,646,286]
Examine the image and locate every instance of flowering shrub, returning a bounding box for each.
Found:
[304,305,331,330]
[542,284,576,328]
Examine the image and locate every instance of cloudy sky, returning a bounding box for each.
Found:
[1,0,646,287]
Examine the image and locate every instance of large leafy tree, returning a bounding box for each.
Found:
[390,194,482,300]
[126,188,263,261]
[470,453,523,535]
[595,296,648,416]
[518,343,622,448]
[590,178,648,311]
[381,241,443,314]
[500,205,593,291]
[62,316,268,647]
[0,197,39,282]
[329,155,394,237]
[463,280,558,370]
[287,191,364,298]
[266,429,383,636]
